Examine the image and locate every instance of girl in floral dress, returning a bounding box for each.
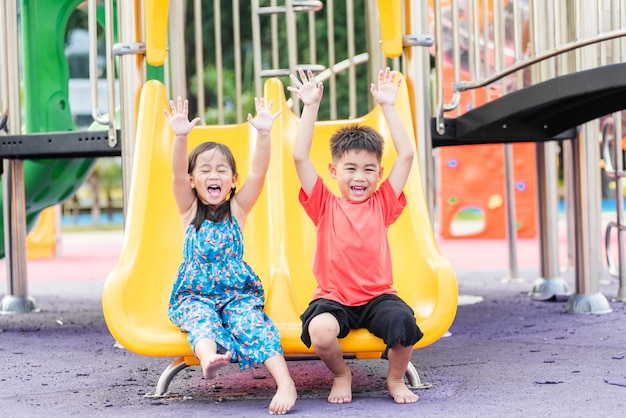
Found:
[164,96,296,415]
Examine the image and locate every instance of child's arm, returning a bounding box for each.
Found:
[370,68,414,197]
[288,68,324,196]
[233,97,281,216]
[164,97,201,216]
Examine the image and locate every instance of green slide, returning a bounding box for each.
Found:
[0,0,97,258]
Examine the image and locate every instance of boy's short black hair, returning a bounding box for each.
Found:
[329,124,384,162]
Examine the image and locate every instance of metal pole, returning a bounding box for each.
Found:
[495,0,521,283]
[232,0,243,123]
[558,0,576,272]
[565,0,611,314]
[213,0,224,125]
[194,0,206,124]
[168,0,187,99]
[610,114,626,301]
[529,0,570,299]
[405,0,435,223]
[346,0,356,118]
[251,0,263,98]
[116,0,144,218]
[326,0,337,119]
[1,0,37,314]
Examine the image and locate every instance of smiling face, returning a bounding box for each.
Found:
[329,149,383,202]
[188,143,237,206]
[328,125,385,203]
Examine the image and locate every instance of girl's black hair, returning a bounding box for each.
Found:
[187,141,238,230]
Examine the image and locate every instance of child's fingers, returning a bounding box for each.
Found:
[289,73,302,88]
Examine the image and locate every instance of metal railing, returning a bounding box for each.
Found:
[431,0,625,309]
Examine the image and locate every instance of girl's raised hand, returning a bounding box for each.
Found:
[247,97,281,134]
[370,67,401,107]
[164,96,201,136]
[287,68,324,106]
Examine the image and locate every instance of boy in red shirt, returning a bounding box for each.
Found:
[288,67,423,404]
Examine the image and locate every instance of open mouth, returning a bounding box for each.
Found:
[351,185,366,195]
[207,185,222,197]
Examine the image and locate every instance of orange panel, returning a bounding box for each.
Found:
[438,61,537,239]
[439,143,537,239]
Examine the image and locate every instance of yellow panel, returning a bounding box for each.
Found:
[26,206,58,260]
[144,0,169,65]
[378,0,402,58]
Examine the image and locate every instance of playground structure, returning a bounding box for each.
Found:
[2,0,626,397]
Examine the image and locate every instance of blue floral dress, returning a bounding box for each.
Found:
[168,217,283,369]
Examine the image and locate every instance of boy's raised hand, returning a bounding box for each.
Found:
[288,68,324,106]
[164,96,201,136]
[370,67,401,107]
[247,97,281,134]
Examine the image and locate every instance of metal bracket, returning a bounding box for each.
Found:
[113,42,147,56]
[403,34,434,47]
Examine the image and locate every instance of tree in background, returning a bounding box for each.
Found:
[183,0,369,123]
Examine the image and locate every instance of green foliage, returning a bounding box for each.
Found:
[189,65,256,125]
[183,0,371,121]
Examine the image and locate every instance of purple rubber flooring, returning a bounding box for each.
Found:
[1,230,625,417]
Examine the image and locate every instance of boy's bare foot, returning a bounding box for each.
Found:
[268,380,297,415]
[387,378,419,404]
[201,352,232,379]
[328,371,352,404]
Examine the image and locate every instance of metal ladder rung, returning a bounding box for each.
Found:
[260,64,326,78]
[258,1,323,16]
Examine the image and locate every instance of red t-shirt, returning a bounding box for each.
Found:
[299,176,407,306]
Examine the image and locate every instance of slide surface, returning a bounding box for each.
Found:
[102,77,458,361]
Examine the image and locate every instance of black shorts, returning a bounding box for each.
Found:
[300,294,423,350]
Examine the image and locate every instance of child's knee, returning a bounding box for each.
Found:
[308,313,340,345]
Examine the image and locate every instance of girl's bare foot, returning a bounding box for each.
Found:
[328,371,352,404]
[268,379,297,415]
[201,351,232,379]
[387,378,419,404]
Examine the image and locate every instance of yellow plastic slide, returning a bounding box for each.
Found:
[102,75,457,393]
